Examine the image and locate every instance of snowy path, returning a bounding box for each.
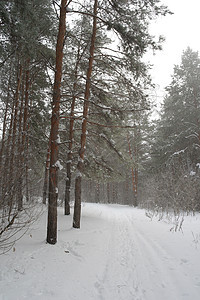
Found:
[92,207,200,300]
[0,203,200,300]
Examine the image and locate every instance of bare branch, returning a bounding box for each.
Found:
[87,120,135,129]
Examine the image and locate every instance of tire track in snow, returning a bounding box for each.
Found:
[126,213,200,300]
[95,208,200,300]
[94,211,144,300]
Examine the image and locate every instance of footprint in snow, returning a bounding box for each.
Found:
[180,258,188,264]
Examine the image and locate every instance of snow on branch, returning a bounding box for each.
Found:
[88,120,136,129]
[99,133,123,159]
[0,213,18,237]
[93,156,114,173]
[171,147,187,157]
[54,160,63,170]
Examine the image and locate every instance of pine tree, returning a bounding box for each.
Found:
[0,0,56,249]
[145,48,200,213]
[153,48,200,169]
[47,0,68,244]
[73,0,98,229]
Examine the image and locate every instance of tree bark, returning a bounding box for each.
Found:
[95,181,100,203]
[127,133,138,206]
[8,64,23,216]
[23,61,30,202]
[9,64,23,179]
[43,137,51,205]
[64,50,80,215]
[107,182,110,203]
[1,91,15,203]
[17,69,25,211]
[64,159,71,215]
[0,76,11,200]
[112,182,115,203]
[16,60,31,209]
[73,0,98,229]
[47,0,67,244]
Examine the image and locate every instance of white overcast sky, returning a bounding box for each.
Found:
[147,0,200,99]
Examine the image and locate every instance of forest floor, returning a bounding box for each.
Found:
[0,202,200,300]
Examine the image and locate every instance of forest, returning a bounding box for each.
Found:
[0,0,200,250]
[1,1,200,299]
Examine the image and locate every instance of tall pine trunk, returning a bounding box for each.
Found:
[47,0,67,245]
[107,182,110,203]
[8,64,23,216]
[17,69,25,211]
[0,76,11,200]
[23,61,30,202]
[1,90,15,204]
[127,133,138,206]
[64,19,88,215]
[43,138,51,205]
[17,60,30,209]
[64,54,80,215]
[73,0,98,229]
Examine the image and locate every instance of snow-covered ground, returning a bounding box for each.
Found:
[0,203,200,300]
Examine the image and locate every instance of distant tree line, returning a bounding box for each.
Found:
[141,47,200,216]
